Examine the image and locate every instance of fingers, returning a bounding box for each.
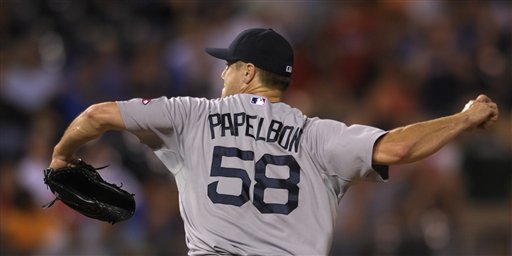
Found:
[49,158,68,170]
[489,102,499,121]
[49,157,80,170]
[478,102,499,130]
[464,95,498,113]
[463,94,489,111]
[462,94,499,131]
[476,94,491,103]
[69,158,82,166]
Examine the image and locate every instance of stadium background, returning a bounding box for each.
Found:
[1,0,510,255]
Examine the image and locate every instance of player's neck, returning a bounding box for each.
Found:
[241,85,282,103]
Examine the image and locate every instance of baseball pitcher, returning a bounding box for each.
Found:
[48,28,499,255]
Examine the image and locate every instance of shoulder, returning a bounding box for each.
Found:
[161,96,218,113]
[170,96,214,106]
[303,119,386,141]
[117,96,209,107]
[303,118,347,134]
[117,96,216,120]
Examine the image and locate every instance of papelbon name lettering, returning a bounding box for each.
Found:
[208,112,303,153]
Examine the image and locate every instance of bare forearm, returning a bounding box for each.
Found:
[373,95,498,165]
[52,102,125,164]
[375,113,470,164]
[53,110,105,161]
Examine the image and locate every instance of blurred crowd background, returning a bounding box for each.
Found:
[1,0,510,255]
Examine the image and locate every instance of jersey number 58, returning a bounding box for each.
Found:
[207,146,300,215]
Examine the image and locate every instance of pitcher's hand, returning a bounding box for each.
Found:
[461,94,499,130]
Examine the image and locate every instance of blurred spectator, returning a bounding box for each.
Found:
[17,108,61,205]
[0,30,63,161]
[58,35,127,122]
[0,162,65,255]
[1,33,63,113]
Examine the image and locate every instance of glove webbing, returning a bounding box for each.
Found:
[42,163,110,209]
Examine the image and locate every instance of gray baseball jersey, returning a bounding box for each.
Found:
[117,93,388,255]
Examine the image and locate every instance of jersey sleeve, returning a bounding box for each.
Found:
[116,96,200,151]
[309,119,388,182]
[117,97,174,131]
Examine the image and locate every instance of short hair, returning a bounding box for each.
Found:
[255,67,292,91]
[233,61,292,91]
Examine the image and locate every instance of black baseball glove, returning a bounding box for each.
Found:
[43,159,136,224]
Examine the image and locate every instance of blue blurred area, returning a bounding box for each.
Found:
[0,1,510,255]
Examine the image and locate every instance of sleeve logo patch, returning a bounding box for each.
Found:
[142,98,151,105]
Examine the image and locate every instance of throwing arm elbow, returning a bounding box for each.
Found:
[82,102,125,131]
[372,133,412,165]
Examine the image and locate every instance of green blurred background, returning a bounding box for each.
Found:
[1,0,510,255]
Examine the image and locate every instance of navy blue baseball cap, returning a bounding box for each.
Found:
[205,28,294,77]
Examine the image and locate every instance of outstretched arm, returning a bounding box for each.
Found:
[373,95,499,165]
[50,102,125,169]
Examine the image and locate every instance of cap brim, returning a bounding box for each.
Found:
[205,48,235,61]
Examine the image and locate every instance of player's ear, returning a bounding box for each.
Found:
[243,63,256,84]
